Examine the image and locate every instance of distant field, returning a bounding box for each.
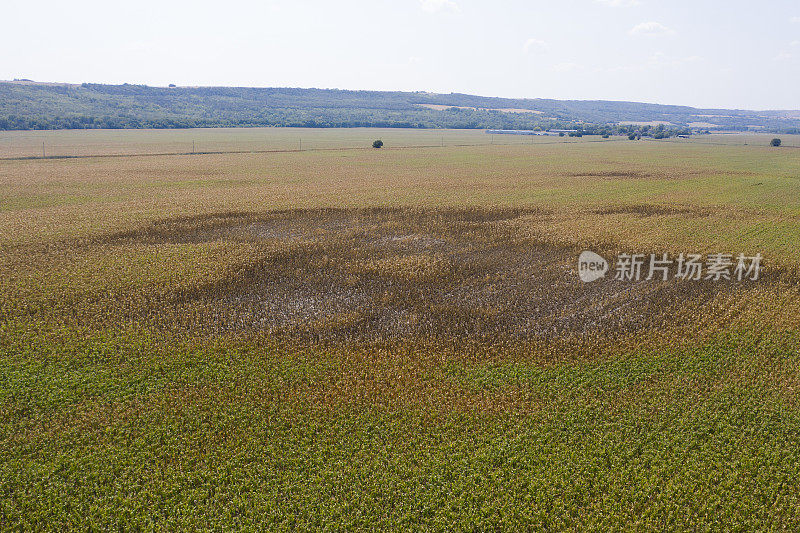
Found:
[1,130,800,528]
[0,127,600,159]
[2,127,798,159]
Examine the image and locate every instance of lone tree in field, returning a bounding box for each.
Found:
[771,138,782,147]
[373,140,384,149]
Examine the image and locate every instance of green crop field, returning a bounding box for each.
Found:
[1,128,799,529]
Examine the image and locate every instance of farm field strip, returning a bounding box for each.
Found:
[1,127,796,159]
[0,127,601,159]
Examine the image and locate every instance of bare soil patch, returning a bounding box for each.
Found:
[122,208,739,343]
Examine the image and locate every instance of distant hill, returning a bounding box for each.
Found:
[1,81,799,132]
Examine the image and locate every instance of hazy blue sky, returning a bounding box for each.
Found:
[4,0,799,109]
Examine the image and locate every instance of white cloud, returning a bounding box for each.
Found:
[646,52,701,68]
[791,40,800,47]
[629,21,676,36]
[523,38,549,54]
[596,0,641,6]
[552,62,583,73]
[420,0,460,13]
[774,51,794,61]
[792,16,800,23]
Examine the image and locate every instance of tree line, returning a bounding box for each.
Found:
[1,83,798,133]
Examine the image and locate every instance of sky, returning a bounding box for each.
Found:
[3,0,799,110]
